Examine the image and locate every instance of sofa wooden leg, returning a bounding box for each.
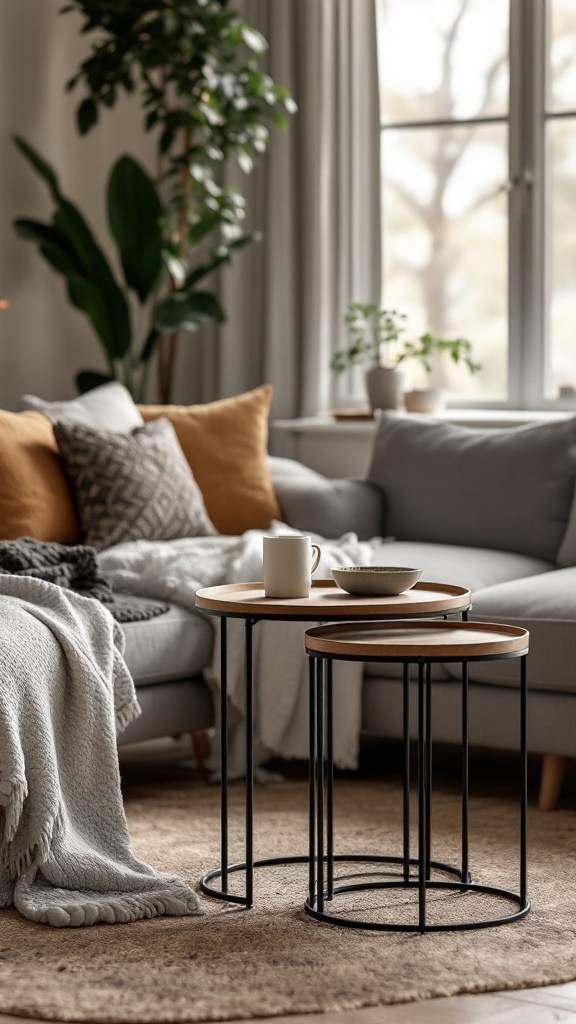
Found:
[191,730,211,773]
[538,753,567,811]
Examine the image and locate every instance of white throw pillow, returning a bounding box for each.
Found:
[19,381,144,433]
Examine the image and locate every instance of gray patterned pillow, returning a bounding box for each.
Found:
[54,417,217,551]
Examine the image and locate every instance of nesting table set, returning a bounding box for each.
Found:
[195,579,530,933]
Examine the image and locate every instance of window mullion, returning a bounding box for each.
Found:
[510,0,547,408]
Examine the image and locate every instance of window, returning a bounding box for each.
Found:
[376,0,576,409]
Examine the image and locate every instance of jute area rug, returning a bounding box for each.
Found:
[0,761,575,1023]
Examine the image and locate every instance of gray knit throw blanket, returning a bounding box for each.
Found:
[0,574,201,926]
[0,537,169,623]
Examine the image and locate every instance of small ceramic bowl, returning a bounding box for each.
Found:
[331,566,422,597]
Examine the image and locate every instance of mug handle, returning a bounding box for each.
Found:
[310,543,321,574]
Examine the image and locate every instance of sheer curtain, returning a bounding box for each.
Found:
[176,0,382,418]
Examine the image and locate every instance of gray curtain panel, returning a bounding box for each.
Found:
[179,0,383,417]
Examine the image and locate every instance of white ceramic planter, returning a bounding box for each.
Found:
[403,388,446,415]
[365,366,406,412]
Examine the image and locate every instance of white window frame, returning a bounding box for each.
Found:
[377,0,576,412]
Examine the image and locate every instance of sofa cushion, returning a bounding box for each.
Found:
[365,539,553,593]
[0,410,80,543]
[269,456,384,540]
[20,381,144,433]
[367,413,576,562]
[121,600,214,685]
[140,386,282,535]
[362,539,552,682]
[557,485,576,566]
[447,567,576,694]
[54,417,216,551]
[118,679,214,745]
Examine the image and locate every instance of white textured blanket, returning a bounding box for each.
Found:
[0,575,201,927]
[99,524,385,774]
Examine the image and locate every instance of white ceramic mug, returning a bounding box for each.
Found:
[263,535,322,599]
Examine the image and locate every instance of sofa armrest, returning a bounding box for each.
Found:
[268,456,384,540]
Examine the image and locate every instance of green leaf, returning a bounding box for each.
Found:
[52,197,132,358]
[107,155,163,302]
[14,139,132,363]
[77,97,98,134]
[13,217,80,274]
[13,136,61,200]
[153,289,225,333]
[67,273,131,361]
[183,233,257,289]
[39,243,80,276]
[76,369,114,394]
[188,210,222,246]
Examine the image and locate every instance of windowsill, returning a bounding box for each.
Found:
[270,408,575,477]
[273,408,573,433]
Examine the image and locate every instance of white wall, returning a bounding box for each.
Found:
[0,1,157,409]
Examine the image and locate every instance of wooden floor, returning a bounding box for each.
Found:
[2,738,572,1024]
[1,983,575,1024]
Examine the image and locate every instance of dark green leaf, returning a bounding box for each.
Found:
[159,125,175,154]
[39,243,79,276]
[52,196,132,358]
[107,155,163,302]
[67,273,131,361]
[76,369,114,394]
[183,233,256,289]
[153,289,225,333]
[77,97,98,133]
[13,136,61,200]
[187,210,222,246]
[14,217,71,252]
[228,231,259,252]
[101,87,116,109]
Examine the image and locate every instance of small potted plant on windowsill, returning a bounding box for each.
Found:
[330,302,481,414]
[397,332,481,414]
[330,303,409,412]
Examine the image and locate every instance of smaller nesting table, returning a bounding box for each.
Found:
[305,619,530,932]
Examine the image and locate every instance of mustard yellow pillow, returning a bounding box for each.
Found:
[0,411,80,543]
[140,386,282,535]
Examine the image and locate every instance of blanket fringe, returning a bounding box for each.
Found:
[116,697,141,733]
[0,767,27,844]
[5,804,65,880]
[33,881,202,927]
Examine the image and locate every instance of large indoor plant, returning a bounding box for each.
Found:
[14,0,295,401]
[331,302,480,413]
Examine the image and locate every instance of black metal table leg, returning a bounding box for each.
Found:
[308,655,316,908]
[417,659,426,931]
[326,658,334,900]
[461,660,469,886]
[403,662,410,883]
[425,660,432,882]
[520,654,528,905]
[316,657,325,913]
[245,617,255,907]
[221,617,228,894]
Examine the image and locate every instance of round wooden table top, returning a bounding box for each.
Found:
[195,579,472,620]
[304,619,529,661]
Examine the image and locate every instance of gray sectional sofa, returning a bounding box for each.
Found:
[120,411,576,811]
